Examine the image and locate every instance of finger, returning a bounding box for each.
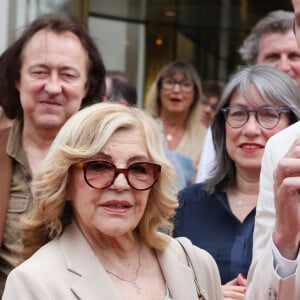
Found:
[274,158,300,187]
[274,176,300,213]
[236,273,247,286]
[284,138,300,158]
[224,277,239,286]
[223,288,246,300]
[222,284,246,294]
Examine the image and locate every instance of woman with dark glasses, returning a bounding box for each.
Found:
[174,64,300,300]
[2,102,222,299]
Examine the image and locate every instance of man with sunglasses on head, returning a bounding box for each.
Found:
[245,2,300,299]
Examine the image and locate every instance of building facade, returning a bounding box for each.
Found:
[1,0,293,106]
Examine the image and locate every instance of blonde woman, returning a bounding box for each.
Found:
[3,103,222,300]
[146,61,207,174]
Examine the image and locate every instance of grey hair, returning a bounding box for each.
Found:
[205,64,300,193]
[239,10,294,64]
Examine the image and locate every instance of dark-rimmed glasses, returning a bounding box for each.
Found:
[73,160,161,191]
[162,78,194,92]
[221,105,291,129]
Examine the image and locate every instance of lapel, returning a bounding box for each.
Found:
[60,221,122,300]
[156,240,199,300]
[61,223,199,300]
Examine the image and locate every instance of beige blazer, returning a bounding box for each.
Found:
[3,221,222,300]
[246,121,300,300]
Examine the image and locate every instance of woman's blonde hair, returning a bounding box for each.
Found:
[22,103,178,258]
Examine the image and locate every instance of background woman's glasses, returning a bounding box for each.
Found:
[162,78,194,93]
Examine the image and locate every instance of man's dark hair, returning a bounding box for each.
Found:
[0,13,106,119]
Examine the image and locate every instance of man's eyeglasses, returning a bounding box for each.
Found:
[73,160,161,191]
[162,78,194,93]
[221,105,291,129]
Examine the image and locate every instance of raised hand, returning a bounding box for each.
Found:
[273,137,300,260]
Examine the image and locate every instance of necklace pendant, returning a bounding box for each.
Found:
[132,280,141,294]
[237,199,243,206]
[166,134,173,141]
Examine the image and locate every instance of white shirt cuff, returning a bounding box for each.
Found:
[272,238,299,278]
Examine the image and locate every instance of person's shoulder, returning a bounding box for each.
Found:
[164,236,189,259]
[177,184,218,219]
[171,150,194,168]
[11,238,62,276]
[166,149,195,184]
[191,243,222,291]
[192,244,217,263]
[177,183,210,208]
[168,237,219,274]
[179,183,207,199]
[167,237,222,299]
[4,237,76,299]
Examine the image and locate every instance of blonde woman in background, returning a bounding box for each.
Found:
[145,61,207,175]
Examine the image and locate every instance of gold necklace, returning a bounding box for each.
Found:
[105,243,142,294]
[165,133,173,141]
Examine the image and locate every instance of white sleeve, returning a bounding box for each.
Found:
[271,238,299,278]
[195,127,215,183]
